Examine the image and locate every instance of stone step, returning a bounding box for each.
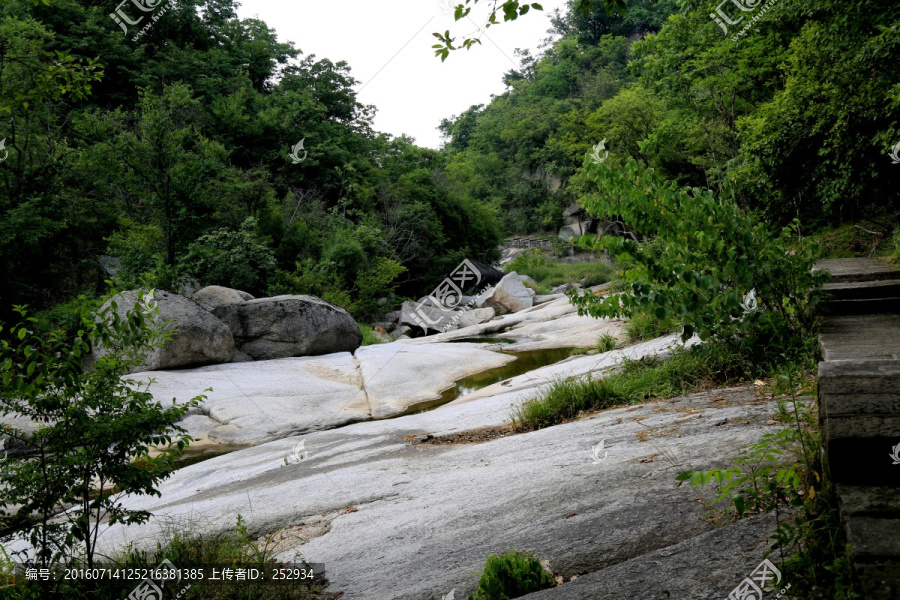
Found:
[818,360,900,487]
[814,257,900,283]
[819,315,900,361]
[827,297,900,316]
[842,514,900,600]
[824,280,900,300]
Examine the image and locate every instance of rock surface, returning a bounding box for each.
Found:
[191,285,252,311]
[480,272,534,315]
[95,382,783,600]
[94,289,234,371]
[456,307,495,329]
[214,295,362,360]
[128,343,515,445]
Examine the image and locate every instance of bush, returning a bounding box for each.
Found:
[574,156,826,362]
[469,550,555,600]
[178,217,276,296]
[269,257,406,321]
[504,250,615,294]
[0,291,203,576]
[359,324,387,346]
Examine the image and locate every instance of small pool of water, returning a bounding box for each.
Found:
[393,346,578,417]
[172,445,246,470]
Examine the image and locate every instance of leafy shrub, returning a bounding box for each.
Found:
[359,324,387,346]
[468,550,555,600]
[268,259,353,309]
[574,156,826,361]
[350,257,407,320]
[105,219,167,288]
[269,257,406,321]
[625,311,675,341]
[178,217,276,296]
[504,249,615,293]
[0,292,203,575]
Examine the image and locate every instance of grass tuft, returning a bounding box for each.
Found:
[510,342,759,431]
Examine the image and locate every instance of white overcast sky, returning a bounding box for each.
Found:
[235,0,568,149]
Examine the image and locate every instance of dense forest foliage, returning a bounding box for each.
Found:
[1,0,898,325]
[440,0,899,233]
[0,0,501,323]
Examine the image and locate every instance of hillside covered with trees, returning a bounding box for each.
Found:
[2,0,899,323]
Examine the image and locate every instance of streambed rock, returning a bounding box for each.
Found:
[480,272,534,315]
[399,300,459,333]
[96,377,782,600]
[93,289,234,371]
[214,295,362,360]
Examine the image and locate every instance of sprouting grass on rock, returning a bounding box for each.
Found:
[511,342,767,431]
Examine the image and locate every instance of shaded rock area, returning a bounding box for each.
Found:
[523,512,790,600]
[214,295,362,360]
[93,289,234,371]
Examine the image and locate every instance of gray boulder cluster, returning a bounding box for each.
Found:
[94,286,362,372]
[381,272,539,338]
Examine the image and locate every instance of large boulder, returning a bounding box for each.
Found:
[213,295,362,360]
[479,272,534,315]
[191,285,255,311]
[94,289,235,371]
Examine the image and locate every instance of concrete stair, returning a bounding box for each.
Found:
[817,258,900,316]
[816,258,900,599]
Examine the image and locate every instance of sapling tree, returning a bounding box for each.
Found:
[571,154,827,360]
[0,290,204,569]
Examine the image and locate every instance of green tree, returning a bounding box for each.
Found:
[76,83,230,267]
[178,217,277,296]
[572,154,825,359]
[0,291,203,571]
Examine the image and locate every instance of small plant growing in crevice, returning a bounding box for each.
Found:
[468,550,555,600]
[596,333,618,353]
